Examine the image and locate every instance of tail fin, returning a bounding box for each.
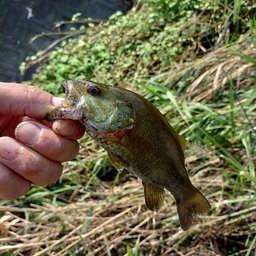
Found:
[177,187,210,230]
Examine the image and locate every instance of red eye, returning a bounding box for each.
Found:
[87,85,101,96]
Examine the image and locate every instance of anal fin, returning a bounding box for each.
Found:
[143,182,165,212]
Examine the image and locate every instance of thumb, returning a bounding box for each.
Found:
[0,82,63,119]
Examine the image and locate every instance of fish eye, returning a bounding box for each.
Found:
[87,85,101,96]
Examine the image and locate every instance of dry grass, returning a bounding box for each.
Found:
[153,33,256,103]
[0,140,255,255]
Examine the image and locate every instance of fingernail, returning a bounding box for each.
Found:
[53,97,63,107]
[0,138,18,161]
[15,122,41,145]
[52,119,76,137]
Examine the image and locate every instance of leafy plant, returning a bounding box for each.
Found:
[21,0,255,95]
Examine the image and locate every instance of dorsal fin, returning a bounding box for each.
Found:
[178,134,186,152]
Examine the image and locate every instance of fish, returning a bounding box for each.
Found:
[45,80,210,230]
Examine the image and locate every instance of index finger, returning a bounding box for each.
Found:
[0,82,61,119]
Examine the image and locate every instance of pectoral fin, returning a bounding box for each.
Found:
[107,152,124,172]
[143,182,165,211]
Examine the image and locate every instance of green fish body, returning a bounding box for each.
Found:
[46,80,210,230]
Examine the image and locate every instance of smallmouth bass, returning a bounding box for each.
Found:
[46,80,210,230]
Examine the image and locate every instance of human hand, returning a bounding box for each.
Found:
[0,82,85,199]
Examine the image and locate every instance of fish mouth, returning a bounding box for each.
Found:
[63,81,84,107]
[45,82,87,121]
[59,81,89,120]
[45,104,86,121]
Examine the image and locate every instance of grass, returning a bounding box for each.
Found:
[1,0,256,255]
